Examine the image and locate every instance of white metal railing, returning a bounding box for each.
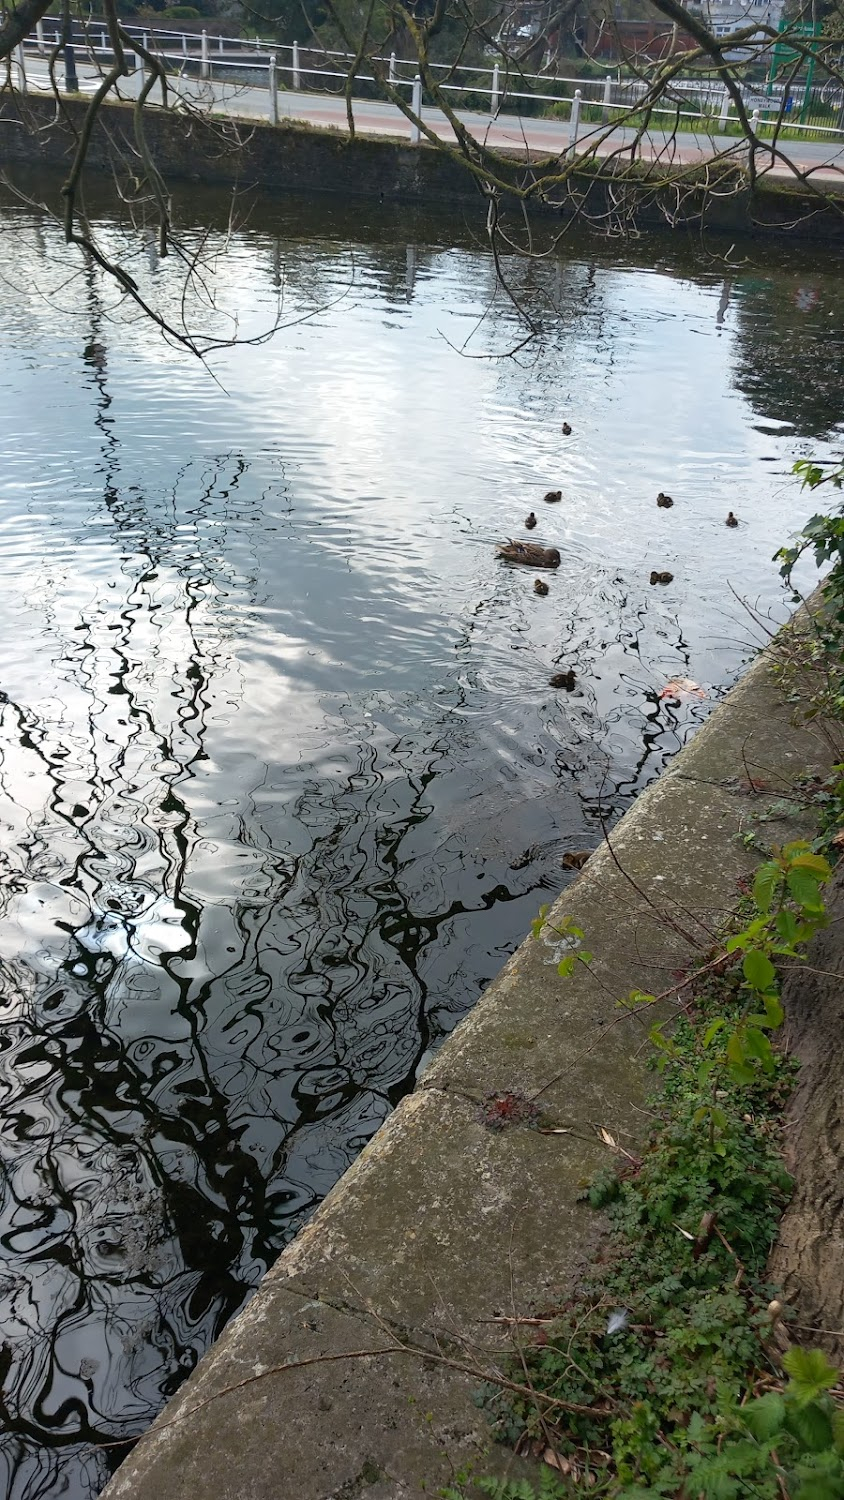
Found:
[22,20,844,145]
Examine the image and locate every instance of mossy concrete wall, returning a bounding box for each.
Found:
[98,612,838,1500]
[1,91,843,239]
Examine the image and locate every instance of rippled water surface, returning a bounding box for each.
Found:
[0,177,841,1498]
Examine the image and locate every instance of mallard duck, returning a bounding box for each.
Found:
[657,492,674,508]
[562,849,591,870]
[525,512,537,530]
[726,511,739,528]
[543,490,562,504]
[550,669,576,691]
[534,578,549,596]
[562,422,572,436]
[649,570,674,585]
[498,542,561,569]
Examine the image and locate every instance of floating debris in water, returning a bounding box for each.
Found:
[660,678,706,701]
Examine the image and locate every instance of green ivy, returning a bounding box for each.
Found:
[444,842,841,1499]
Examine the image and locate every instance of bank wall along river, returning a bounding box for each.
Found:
[0,177,840,1500]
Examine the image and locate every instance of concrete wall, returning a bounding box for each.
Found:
[1,91,842,239]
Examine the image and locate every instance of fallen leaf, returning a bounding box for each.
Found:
[538,1126,572,1135]
[599,1126,618,1148]
[543,1448,572,1474]
[832,828,844,848]
[659,677,706,701]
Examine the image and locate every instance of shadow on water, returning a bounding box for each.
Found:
[0,173,842,1499]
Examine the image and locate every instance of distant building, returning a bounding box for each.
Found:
[693,0,786,37]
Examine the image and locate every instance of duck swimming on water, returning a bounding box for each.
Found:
[498,542,561,569]
[525,512,538,530]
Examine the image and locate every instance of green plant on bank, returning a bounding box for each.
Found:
[442,835,841,1500]
[776,459,844,723]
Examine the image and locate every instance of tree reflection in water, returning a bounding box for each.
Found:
[0,190,839,1500]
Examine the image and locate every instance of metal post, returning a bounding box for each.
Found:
[410,72,422,144]
[15,43,27,94]
[200,29,209,79]
[602,72,612,123]
[292,39,300,89]
[491,62,500,114]
[182,33,188,57]
[36,18,45,54]
[142,30,149,54]
[218,33,224,53]
[569,87,582,154]
[719,84,730,124]
[389,50,396,85]
[269,55,278,124]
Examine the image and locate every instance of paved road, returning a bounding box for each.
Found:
[19,53,844,184]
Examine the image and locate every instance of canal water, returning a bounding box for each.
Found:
[0,177,841,1499]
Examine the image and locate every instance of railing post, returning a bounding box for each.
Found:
[218,32,224,53]
[719,84,730,124]
[268,54,278,124]
[410,72,422,144]
[292,39,300,89]
[491,61,500,113]
[64,39,78,91]
[389,50,396,85]
[36,17,45,53]
[15,42,27,94]
[748,107,760,169]
[142,30,149,55]
[200,28,209,79]
[182,33,188,57]
[569,87,582,154]
[602,72,612,123]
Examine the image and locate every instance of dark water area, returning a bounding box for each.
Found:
[0,174,841,1499]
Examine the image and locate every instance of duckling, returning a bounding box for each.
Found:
[534,578,549,596]
[657,492,674,508]
[649,570,674,585]
[525,512,537,530]
[498,541,561,569]
[550,669,576,691]
[543,490,562,504]
[561,422,572,436]
[726,511,739,528]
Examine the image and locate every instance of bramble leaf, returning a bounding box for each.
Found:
[742,1391,786,1440]
[783,1347,839,1405]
